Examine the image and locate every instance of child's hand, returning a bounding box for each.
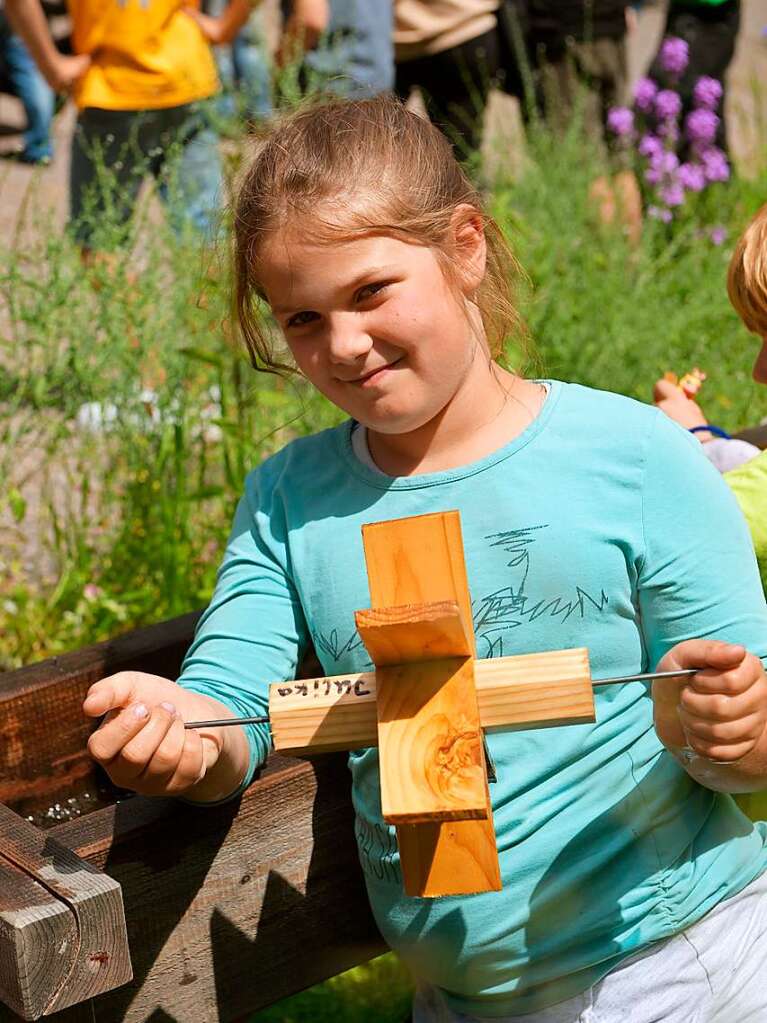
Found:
[47,52,91,92]
[652,640,767,762]
[183,0,251,46]
[83,672,225,797]
[653,377,709,433]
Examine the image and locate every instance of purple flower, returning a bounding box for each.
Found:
[659,36,690,76]
[656,119,680,143]
[638,133,664,161]
[678,162,706,191]
[700,146,730,182]
[607,106,634,136]
[685,108,719,146]
[659,150,680,174]
[661,181,686,207]
[648,205,673,223]
[655,89,682,120]
[644,149,678,186]
[634,77,658,113]
[693,76,723,110]
[709,226,727,245]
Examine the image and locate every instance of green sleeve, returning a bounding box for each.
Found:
[725,450,767,594]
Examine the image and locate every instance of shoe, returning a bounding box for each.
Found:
[0,147,52,166]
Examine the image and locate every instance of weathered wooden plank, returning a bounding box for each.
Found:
[0,756,384,1023]
[0,805,131,1019]
[362,512,501,897]
[0,616,383,1022]
[269,649,595,754]
[0,613,201,821]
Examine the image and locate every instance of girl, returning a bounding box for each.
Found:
[82,97,767,1022]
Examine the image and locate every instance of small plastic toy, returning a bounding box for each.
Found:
[663,367,707,399]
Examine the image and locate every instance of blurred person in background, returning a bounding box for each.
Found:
[5,0,252,251]
[525,1,641,243]
[203,0,273,123]
[279,0,393,99]
[393,0,528,160]
[0,2,54,164]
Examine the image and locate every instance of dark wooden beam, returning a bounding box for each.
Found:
[0,807,131,1020]
[0,615,385,1022]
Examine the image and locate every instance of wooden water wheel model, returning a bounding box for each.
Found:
[1,510,607,1021]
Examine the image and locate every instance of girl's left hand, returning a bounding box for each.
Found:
[652,640,767,762]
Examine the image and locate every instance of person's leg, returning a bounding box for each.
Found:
[395,27,501,161]
[69,108,148,250]
[231,25,273,120]
[3,31,55,163]
[153,104,224,240]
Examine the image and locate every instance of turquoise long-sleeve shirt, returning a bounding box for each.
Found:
[178,381,767,1016]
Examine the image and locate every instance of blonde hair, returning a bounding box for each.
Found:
[232,95,530,374]
[727,203,767,337]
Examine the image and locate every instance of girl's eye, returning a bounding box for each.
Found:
[355,282,389,303]
[286,310,319,329]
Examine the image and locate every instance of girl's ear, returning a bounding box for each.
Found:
[450,204,487,296]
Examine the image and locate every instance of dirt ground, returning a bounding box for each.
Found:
[0,0,765,248]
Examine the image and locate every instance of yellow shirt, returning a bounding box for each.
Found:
[69,0,219,111]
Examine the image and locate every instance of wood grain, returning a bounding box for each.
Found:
[0,804,131,1020]
[3,756,384,1023]
[361,511,501,897]
[269,649,595,753]
[0,627,384,1022]
[354,602,472,667]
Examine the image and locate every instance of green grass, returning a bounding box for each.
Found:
[249,955,413,1023]
[1,122,765,673]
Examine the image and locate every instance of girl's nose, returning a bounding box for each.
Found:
[327,315,372,364]
[753,338,767,384]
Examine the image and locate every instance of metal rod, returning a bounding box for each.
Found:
[591,667,697,687]
[184,656,767,728]
[185,715,270,729]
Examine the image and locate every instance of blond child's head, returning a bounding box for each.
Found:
[231,95,529,377]
[727,203,767,383]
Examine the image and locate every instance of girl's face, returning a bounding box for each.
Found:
[258,220,487,436]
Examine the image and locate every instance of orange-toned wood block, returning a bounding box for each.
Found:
[361,512,501,897]
[354,601,472,666]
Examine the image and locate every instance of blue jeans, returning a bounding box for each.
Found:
[1,30,54,161]
[205,0,272,120]
[69,103,223,246]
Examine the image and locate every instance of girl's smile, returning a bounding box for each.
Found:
[259,223,544,475]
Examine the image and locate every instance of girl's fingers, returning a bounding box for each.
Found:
[88,700,154,763]
[83,673,139,718]
[678,709,765,746]
[161,726,209,794]
[680,684,762,722]
[100,703,178,781]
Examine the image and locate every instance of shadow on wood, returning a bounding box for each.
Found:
[0,615,385,1022]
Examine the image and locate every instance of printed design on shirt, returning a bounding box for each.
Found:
[355,817,401,885]
[473,526,609,658]
[313,627,367,665]
[117,0,151,8]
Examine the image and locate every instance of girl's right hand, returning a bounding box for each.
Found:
[83,672,224,797]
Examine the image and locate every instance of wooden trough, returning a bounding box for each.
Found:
[0,613,386,1022]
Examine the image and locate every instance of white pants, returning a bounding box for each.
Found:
[412,869,767,1023]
